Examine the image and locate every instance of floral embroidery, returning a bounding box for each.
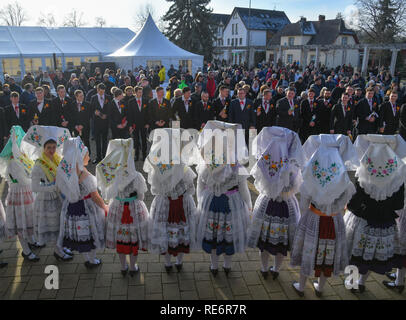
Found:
[365,156,397,177]
[57,130,69,147]
[157,161,174,174]
[78,139,85,153]
[59,159,72,178]
[261,154,289,177]
[312,160,341,187]
[29,127,42,146]
[100,162,121,183]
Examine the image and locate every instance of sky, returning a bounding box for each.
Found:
[9,0,358,30]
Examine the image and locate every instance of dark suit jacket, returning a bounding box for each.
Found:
[300,99,323,140]
[3,104,31,133]
[90,94,111,132]
[148,98,172,129]
[72,100,91,136]
[275,97,301,132]
[27,99,55,126]
[192,100,215,130]
[108,99,130,139]
[228,98,255,130]
[172,97,196,129]
[316,98,334,134]
[128,97,149,129]
[330,102,353,135]
[356,98,379,134]
[254,98,276,133]
[379,101,400,135]
[212,96,231,121]
[53,96,75,133]
[399,103,406,141]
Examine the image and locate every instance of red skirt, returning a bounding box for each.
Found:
[116,204,139,255]
[165,195,190,256]
[314,215,336,277]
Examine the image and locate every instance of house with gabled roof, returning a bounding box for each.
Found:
[267,15,360,69]
[212,7,290,66]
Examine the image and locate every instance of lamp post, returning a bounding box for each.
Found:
[247,0,251,68]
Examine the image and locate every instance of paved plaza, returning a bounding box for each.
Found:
[0,161,405,301]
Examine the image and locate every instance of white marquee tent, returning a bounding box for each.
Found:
[107,15,204,75]
[0,26,135,79]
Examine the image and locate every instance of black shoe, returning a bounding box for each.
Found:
[292,281,304,297]
[129,265,139,277]
[63,248,74,256]
[383,280,405,294]
[312,281,322,298]
[165,265,173,273]
[121,266,128,277]
[175,263,183,272]
[260,270,269,279]
[0,262,8,268]
[385,271,397,281]
[84,259,102,269]
[22,251,40,262]
[54,252,73,261]
[28,242,46,250]
[269,266,279,280]
[351,284,365,294]
[223,267,231,277]
[210,267,218,277]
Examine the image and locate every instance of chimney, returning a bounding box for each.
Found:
[319,15,325,22]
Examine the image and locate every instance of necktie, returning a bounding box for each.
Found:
[138,99,141,111]
[100,96,104,108]
[369,99,372,110]
[14,105,19,118]
[221,99,225,106]
[310,100,313,111]
[392,103,396,116]
[264,101,268,113]
[77,102,81,112]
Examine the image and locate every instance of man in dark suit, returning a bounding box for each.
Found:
[192,91,215,131]
[108,89,130,140]
[3,91,31,133]
[356,87,379,134]
[331,80,346,102]
[27,87,55,127]
[300,88,322,142]
[330,92,353,136]
[275,87,301,132]
[90,83,111,163]
[379,90,400,135]
[72,89,91,153]
[0,107,5,151]
[317,88,334,134]
[148,86,172,130]
[53,85,75,134]
[172,87,196,129]
[228,87,256,144]
[212,85,230,122]
[128,86,149,161]
[255,89,276,133]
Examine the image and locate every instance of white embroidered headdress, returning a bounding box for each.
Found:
[21,125,71,160]
[196,120,249,185]
[251,126,305,199]
[301,134,359,215]
[96,138,137,199]
[354,134,406,201]
[143,128,198,195]
[56,137,88,203]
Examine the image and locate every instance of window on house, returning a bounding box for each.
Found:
[235,24,238,35]
[228,38,230,45]
[240,38,242,45]
[287,54,293,64]
[342,37,348,45]
[288,37,294,46]
[232,24,234,35]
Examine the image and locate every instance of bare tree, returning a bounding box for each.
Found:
[355,0,406,43]
[0,1,28,26]
[63,9,87,27]
[133,2,165,32]
[37,12,57,27]
[95,16,107,27]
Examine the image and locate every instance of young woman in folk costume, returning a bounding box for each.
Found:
[144,128,198,273]
[247,126,305,280]
[345,134,406,294]
[0,126,38,262]
[96,138,149,277]
[0,200,7,268]
[56,137,106,269]
[290,134,359,297]
[196,121,252,277]
[21,125,73,261]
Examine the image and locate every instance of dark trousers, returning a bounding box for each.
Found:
[133,127,147,158]
[95,128,108,160]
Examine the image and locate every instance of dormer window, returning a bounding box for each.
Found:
[288,37,294,46]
